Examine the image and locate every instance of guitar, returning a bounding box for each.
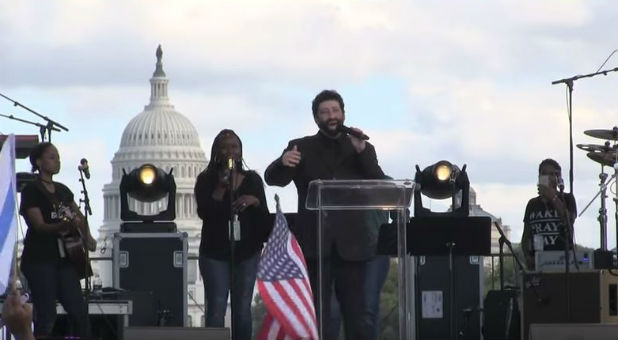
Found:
[57,205,94,279]
[35,180,94,279]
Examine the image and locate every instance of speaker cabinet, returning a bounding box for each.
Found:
[415,255,484,339]
[482,289,520,339]
[113,232,188,327]
[521,270,618,339]
[529,323,618,340]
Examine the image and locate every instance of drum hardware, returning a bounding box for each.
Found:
[576,142,616,153]
[586,151,617,167]
[579,127,618,253]
[584,127,618,141]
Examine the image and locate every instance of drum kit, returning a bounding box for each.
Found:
[577,127,618,251]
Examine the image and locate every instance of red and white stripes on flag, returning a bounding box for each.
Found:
[257,202,318,340]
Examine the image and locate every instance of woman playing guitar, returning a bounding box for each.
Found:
[19,142,96,338]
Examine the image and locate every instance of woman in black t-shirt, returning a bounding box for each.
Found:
[19,142,96,338]
[521,158,577,270]
[194,129,271,340]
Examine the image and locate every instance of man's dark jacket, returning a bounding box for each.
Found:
[264,131,385,260]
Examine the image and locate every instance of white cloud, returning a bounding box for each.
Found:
[2,0,617,249]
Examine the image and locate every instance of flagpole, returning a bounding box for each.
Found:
[11,240,18,291]
[11,134,19,292]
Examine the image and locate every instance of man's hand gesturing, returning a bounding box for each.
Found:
[282,145,301,168]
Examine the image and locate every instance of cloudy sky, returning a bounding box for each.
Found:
[2,0,617,249]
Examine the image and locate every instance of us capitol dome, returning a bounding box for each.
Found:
[96,45,208,327]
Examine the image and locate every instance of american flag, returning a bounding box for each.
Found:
[257,196,318,340]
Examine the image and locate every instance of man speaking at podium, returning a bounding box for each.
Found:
[265,90,385,339]
[520,158,577,270]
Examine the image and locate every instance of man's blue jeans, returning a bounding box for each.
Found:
[363,255,391,340]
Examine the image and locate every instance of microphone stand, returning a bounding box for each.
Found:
[226,159,237,339]
[0,93,69,142]
[78,166,93,295]
[0,113,60,142]
[558,191,575,322]
[551,69,618,319]
[493,222,526,289]
[552,66,618,196]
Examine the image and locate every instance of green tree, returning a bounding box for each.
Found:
[376,258,401,340]
[252,293,266,336]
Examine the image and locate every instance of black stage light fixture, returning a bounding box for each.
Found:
[414,160,469,217]
[120,164,176,232]
[410,161,490,340]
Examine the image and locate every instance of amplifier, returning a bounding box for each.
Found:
[535,250,593,272]
[415,255,484,339]
[529,323,618,340]
[113,232,188,327]
[521,270,618,339]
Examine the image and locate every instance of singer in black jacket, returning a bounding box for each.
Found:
[194,129,271,340]
[264,90,385,340]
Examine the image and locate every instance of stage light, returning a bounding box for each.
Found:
[414,160,469,216]
[435,162,452,181]
[409,161,490,340]
[139,165,156,185]
[120,164,176,231]
[122,164,173,203]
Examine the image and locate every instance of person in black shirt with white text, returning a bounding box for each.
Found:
[194,129,271,340]
[520,158,577,270]
[19,142,96,338]
[265,90,385,340]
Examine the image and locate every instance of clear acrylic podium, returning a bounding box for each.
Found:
[306,179,415,340]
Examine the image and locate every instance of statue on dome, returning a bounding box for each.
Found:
[156,45,163,63]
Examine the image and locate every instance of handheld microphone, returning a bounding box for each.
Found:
[557,177,565,193]
[221,157,234,183]
[339,125,370,140]
[79,158,90,179]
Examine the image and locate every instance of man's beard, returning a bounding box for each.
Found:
[318,120,342,137]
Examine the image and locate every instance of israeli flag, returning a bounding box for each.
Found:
[0,134,17,294]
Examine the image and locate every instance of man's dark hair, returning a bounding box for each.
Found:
[311,90,344,117]
[29,142,54,173]
[538,158,561,174]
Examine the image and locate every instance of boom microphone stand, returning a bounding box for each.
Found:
[0,93,69,142]
[551,66,618,193]
[0,113,60,142]
[494,222,526,290]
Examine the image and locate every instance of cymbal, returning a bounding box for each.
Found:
[577,143,616,153]
[587,151,616,166]
[584,128,618,140]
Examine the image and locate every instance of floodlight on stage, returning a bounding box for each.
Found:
[120,164,176,228]
[409,161,491,340]
[414,160,469,217]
